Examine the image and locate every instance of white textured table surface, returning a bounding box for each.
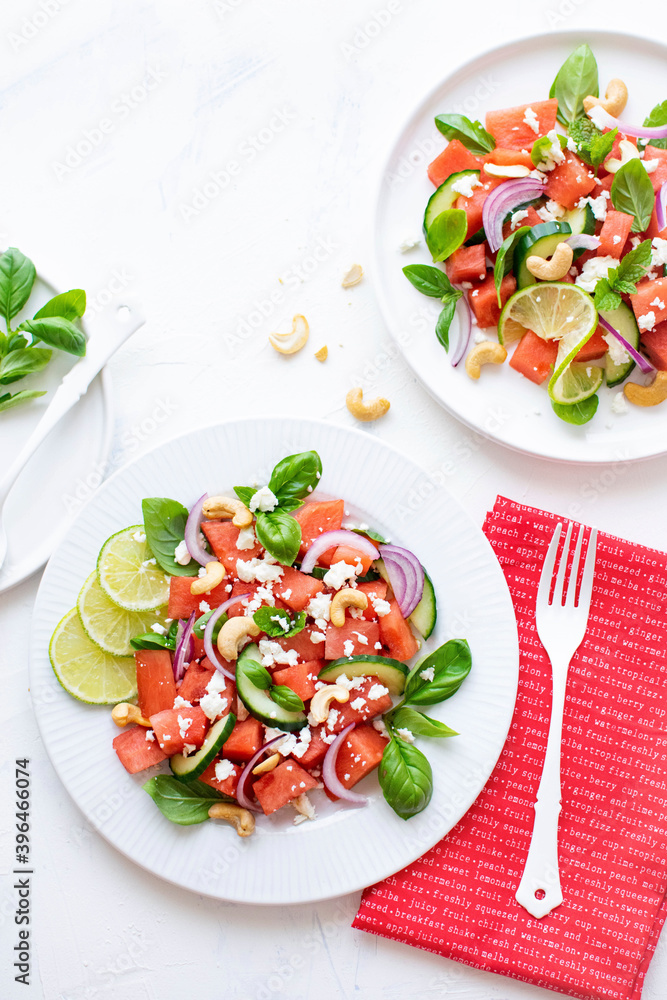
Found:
[2,1,667,998]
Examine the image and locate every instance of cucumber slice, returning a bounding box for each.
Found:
[465,226,486,246]
[170,713,236,781]
[514,221,573,288]
[423,170,480,233]
[409,571,437,639]
[601,302,639,387]
[236,644,307,731]
[563,203,596,259]
[319,655,408,695]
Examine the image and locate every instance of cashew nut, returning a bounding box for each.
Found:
[309,684,350,724]
[464,341,508,380]
[269,314,309,355]
[583,78,628,118]
[604,138,640,174]
[112,703,151,728]
[202,495,253,528]
[526,242,573,281]
[341,264,363,288]
[291,792,316,821]
[330,587,368,626]
[190,560,226,595]
[216,617,261,661]
[624,371,667,407]
[346,387,390,422]
[483,163,531,179]
[314,345,328,362]
[208,802,255,837]
[252,752,281,776]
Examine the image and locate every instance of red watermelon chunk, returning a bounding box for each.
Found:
[226,581,261,616]
[501,205,543,241]
[252,760,318,815]
[509,330,557,385]
[641,321,667,369]
[455,176,504,240]
[356,580,389,620]
[469,273,516,329]
[647,205,667,241]
[199,758,241,798]
[446,244,487,285]
[294,499,344,567]
[271,659,321,702]
[274,626,325,662]
[167,575,230,620]
[201,520,262,573]
[177,658,216,703]
[149,706,208,755]
[296,724,330,769]
[324,619,381,660]
[427,139,482,187]
[597,211,634,259]
[274,565,324,612]
[485,99,558,150]
[324,677,393,734]
[135,649,177,718]
[575,327,608,362]
[221,717,263,763]
[113,725,167,774]
[378,599,419,661]
[631,277,667,329]
[643,145,667,193]
[334,723,389,789]
[544,151,596,209]
[483,147,534,169]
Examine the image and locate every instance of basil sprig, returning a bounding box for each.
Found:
[143,775,232,825]
[642,100,667,151]
[434,113,495,155]
[131,620,180,651]
[593,239,653,312]
[391,705,458,738]
[425,209,467,264]
[253,606,306,638]
[402,264,462,352]
[549,43,599,126]
[142,497,201,576]
[611,159,655,232]
[494,226,530,307]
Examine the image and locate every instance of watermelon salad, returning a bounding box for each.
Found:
[403,43,667,426]
[50,450,471,834]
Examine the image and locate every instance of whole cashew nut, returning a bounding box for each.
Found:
[604,138,640,174]
[624,371,667,407]
[202,495,253,528]
[216,617,261,661]
[583,78,628,118]
[346,387,390,422]
[252,752,282,776]
[330,587,369,627]
[208,802,256,837]
[112,703,151,728]
[309,684,350,724]
[526,242,574,281]
[269,314,309,355]
[465,342,507,380]
[190,560,226,596]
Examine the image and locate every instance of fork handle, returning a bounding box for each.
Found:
[515,663,568,918]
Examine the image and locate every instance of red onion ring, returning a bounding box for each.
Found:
[656,181,667,233]
[378,543,424,618]
[236,735,285,812]
[185,493,209,566]
[566,234,600,251]
[450,289,472,368]
[300,529,378,574]
[482,178,546,252]
[173,611,196,681]
[204,594,251,680]
[598,316,656,375]
[322,723,368,805]
[587,105,667,140]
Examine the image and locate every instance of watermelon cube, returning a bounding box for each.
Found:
[177,658,216,703]
[325,677,393,734]
[221,717,263,763]
[631,277,667,329]
[201,520,262,573]
[275,626,325,662]
[485,99,558,150]
[597,211,634,259]
[135,649,177,719]
[644,145,667,193]
[378,599,419,661]
[483,147,533,169]
[509,330,557,385]
[295,724,330,769]
[445,244,487,285]
[427,138,482,187]
[544,151,596,210]
[324,619,381,660]
[199,758,241,798]
[575,327,608,362]
[274,565,324,612]
[456,176,504,240]
[271,659,320,702]
[167,575,229,619]
[294,499,344,567]
[356,580,389,620]
[113,725,167,774]
[641,321,667,369]
[469,274,516,329]
[252,760,318,815]
[149,706,208,755]
[334,723,389,789]
[501,205,543,241]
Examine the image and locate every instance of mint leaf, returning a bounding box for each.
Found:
[643,100,667,151]
[616,239,653,284]
[253,606,306,638]
[593,279,622,313]
[589,127,618,170]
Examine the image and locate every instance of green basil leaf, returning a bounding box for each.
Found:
[192,609,227,640]
[270,685,305,712]
[611,159,655,232]
[551,395,599,425]
[530,135,553,168]
[34,288,86,321]
[0,347,52,385]
[589,127,618,170]
[434,113,495,155]
[268,450,323,502]
[130,632,177,651]
[0,389,46,413]
[352,526,386,543]
[615,239,653,285]
[0,248,36,324]
[253,606,306,638]
[403,264,457,298]
[566,116,601,165]
[254,509,301,566]
[378,737,433,820]
[391,706,458,738]
[143,775,230,825]
[550,43,599,126]
[425,209,467,263]
[403,638,472,707]
[19,317,86,356]
[494,226,531,307]
[434,295,460,352]
[7,333,28,352]
[142,497,200,576]
[593,280,622,313]
[244,660,273,690]
[643,100,667,151]
[233,486,256,506]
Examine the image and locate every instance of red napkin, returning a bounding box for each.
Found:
[354,496,667,1000]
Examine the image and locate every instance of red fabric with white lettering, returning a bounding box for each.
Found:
[354,497,667,1000]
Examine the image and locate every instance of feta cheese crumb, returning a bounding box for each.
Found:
[575,255,617,293]
[236,525,256,550]
[566,136,578,152]
[199,672,230,721]
[258,639,299,667]
[588,105,609,130]
[150,623,167,635]
[523,106,540,134]
[643,158,659,173]
[199,600,211,613]
[368,683,389,700]
[510,208,529,229]
[420,666,435,682]
[350,697,366,711]
[651,237,667,267]
[132,530,147,543]
[602,333,629,367]
[322,561,358,590]
[343,639,355,657]
[638,311,657,332]
[450,174,482,199]
[306,593,332,622]
[182,743,197,756]
[177,715,193,739]
[611,392,629,415]
[396,727,416,743]
[613,234,622,244]
[372,718,388,737]
[292,792,316,823]
[399,236,420,253]
[310,630,327,643]
[173,696,193,709]
[473,331,489,344]
[174,539,191,566]
[215,759,236,782]
[650,297,666,310]
[248,486,278,513]
[371,596,391,617]
[236,557,284,584]
[145,729,155,742]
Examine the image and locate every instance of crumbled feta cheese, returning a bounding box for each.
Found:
[588,105,608,130]
[292,792,316,823]
[420,666,435,682]
[141,558,157,568]
[613,235,622,244]
[199,600,211,613]
[651,237,667,267]
[644,159,659,173]
[225,583,233,593]
[173,696,193,709]
[199,672,230,720]
[343,639,355,657]
[322,561,358,590]
[350,697,366,711]
[638,312,657,331]
[611,392,629,415]
[399,236,420,253]
[650,297,666,310]
[374,642,383,651]
[310,630,327,643]
[150,623,167,635]
[321,732,337,745]
[602,333,629,367]
[174,539,191,566]
[177,715,193,739]
[523,106,540,134]
[396,727,416,743]
[536,204,563,224]
[306,593,332,622]
[539,130,565,171]
[529,168,546,182]
[545,199,565,219]
[132,530,146,543]
[566,136,578,153]
[270,613,290,631]
[248,486,278,512]
[577,192,608,222]
[368,683,389,700]
[264,726,312,758]
[258,639,299,667]
[334,674,365,691]
[473,331,488,344]
[145,729,155,742]
[450,174,482,199]
[575,255,617,293]
[510,208,529,229]
[326,708,340,731]
[372,718,388,737]
[236,525,256,550]
[236,557,284,584]
[215,759,236,782]
[370,596,391,617]
[182,743,197,756]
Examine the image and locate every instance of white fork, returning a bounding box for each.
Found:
[515,521,597,919]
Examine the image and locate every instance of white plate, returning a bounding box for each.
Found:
[374,30,667,464]
[30,418,519,904]
[0,274,113,593]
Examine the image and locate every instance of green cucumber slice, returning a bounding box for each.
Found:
[563,203,596,259]
[236,644,307,731]
[514,221,573,288]
[319,655,408,695]
[409,570,436,640]
[169,713,236,781]
[601,302,639,387]
[424,170,480,233]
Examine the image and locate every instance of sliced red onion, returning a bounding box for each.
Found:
[566,234,600,251]
[656,181,667,233]
[450,289,472,368]
[236,735,285,812]
[378,543,424,618]
[300,529,378,574]
[173,611,195,682]
[185,493,209,566]
[204,594,251,680]
[322,723,368,805]
[587,105,667,139]
[482,178,546,252]
[598,316,656,375]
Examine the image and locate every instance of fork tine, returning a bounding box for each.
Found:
[537,523,562,607]
[552,522,572,606]
[565,525,585,608]
[577,527,598,611]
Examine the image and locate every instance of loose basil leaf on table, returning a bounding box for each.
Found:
[378,737,433,820]
[402,638,472,707]
[270,685,305,713]
[643,99,667,150]
[551,396,599,425]
[425,209,467,264]
[255,508,302,566]
[611,159,655,232]
[390,706,458,738]
[143,775,231,825]
[0,347,52,385]
[434,294,461,352]
[19,317,86,356]
[253,606,306,638]
[34,288,87,321]
[243,659,273,690]
[142,497,200,576]
[0,389,46,413]
[268,450,323,502]
[549,43,599,126]
[494,226,531,306]
[434,113,495,156]
[402,264,457,298]
[0,248,36,324]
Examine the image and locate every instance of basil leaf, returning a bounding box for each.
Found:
[244,660,273,690]
[403,264,457,298]
[593,279,622,313]
[494,226,531,307]
[254,509,301,566]
[268,450,323,502]
[550,43,598,126]
[378,737,433,820]
[143,775,230,825]
[434,295,460,352]
[0,389,46,413]
[0,248,36,324]
[611,159,655,232]
[0,347,52,385]
[253,606,306,638]
[142,497,200,576]
[19,317,86,356]
[7,333,28,351]
[352,526,386,543]
[531,135,553,168]
[192,609,227,640]
[34,288,86,321]
[130,632,176,651]
[233,486,256,506]
[391,706,458,738]
[425,209,467,263]
[589,127,618,170]
[403,638,472,707]
[434,113,495,155]
[551,395,599,425]
[270,685,305,712]
[615,239,653,285]
[643,100,667,151]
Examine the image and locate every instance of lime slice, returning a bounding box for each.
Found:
[97,525,170,611]
[499,282,597,347]
[49,608,138,704]
[549,361,604,404]
[77,572,168,656]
